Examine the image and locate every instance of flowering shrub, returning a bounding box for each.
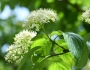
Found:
[5,8,90,70]
[23,8,58,31]
[5,30,36,64]
[82,9,90,24]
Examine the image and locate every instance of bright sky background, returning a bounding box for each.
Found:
[0,5,30,53]
[0,5,30,21]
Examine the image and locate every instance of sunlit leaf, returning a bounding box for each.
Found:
[48,62,70,70]
[50,31,62,37]
[31,38,52,56]
[53,39,68,54]
[56,39,68,49]
[48,57,71,70]
[60,52,75,67]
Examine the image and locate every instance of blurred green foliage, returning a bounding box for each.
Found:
[1,0,90,70]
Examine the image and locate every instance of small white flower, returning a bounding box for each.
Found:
[82,9,90,24]
[5,30,37,65]
[23,8,58,31]
[14,30,36,41]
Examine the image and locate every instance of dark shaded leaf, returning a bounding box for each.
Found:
[63,32,84,59]
[63,32,89,69]
[83,33,90,52]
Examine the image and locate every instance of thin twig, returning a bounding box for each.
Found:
[50,39,66,50]
[40,51,69,63]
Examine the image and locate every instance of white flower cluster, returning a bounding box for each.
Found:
[5,30,36,64]
[82,9,90,24]
[23,8,58,31]
[5,8,58,65]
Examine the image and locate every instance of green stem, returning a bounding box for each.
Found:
[39,23,50,39]
[40,51,69,63]
[39,23,68,51]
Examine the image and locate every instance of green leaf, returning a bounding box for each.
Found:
[60,52,75,67]
[32,56,71,70]
[83,33,90,59]
[83,33,90,42]
[53,39,68,54]
[48,57,71,70]
[86,41,90,53]
[56,39,68,49]
[31,38,52,56]
[86,40,90,59]
[48,62,70,70]
[63,32,84,59]
[63,32,89,69]
[32,60,45,70]
[50,31,62,37]
[75,44,89,69]
[84,33,90,51]
[18,47,40,70]
[20,59,33,70]
[53,39,75,68]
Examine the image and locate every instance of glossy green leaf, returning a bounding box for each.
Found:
[63,32,84,59]
[63,32,89,69]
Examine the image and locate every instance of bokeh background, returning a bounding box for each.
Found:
[0,0,90,70]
